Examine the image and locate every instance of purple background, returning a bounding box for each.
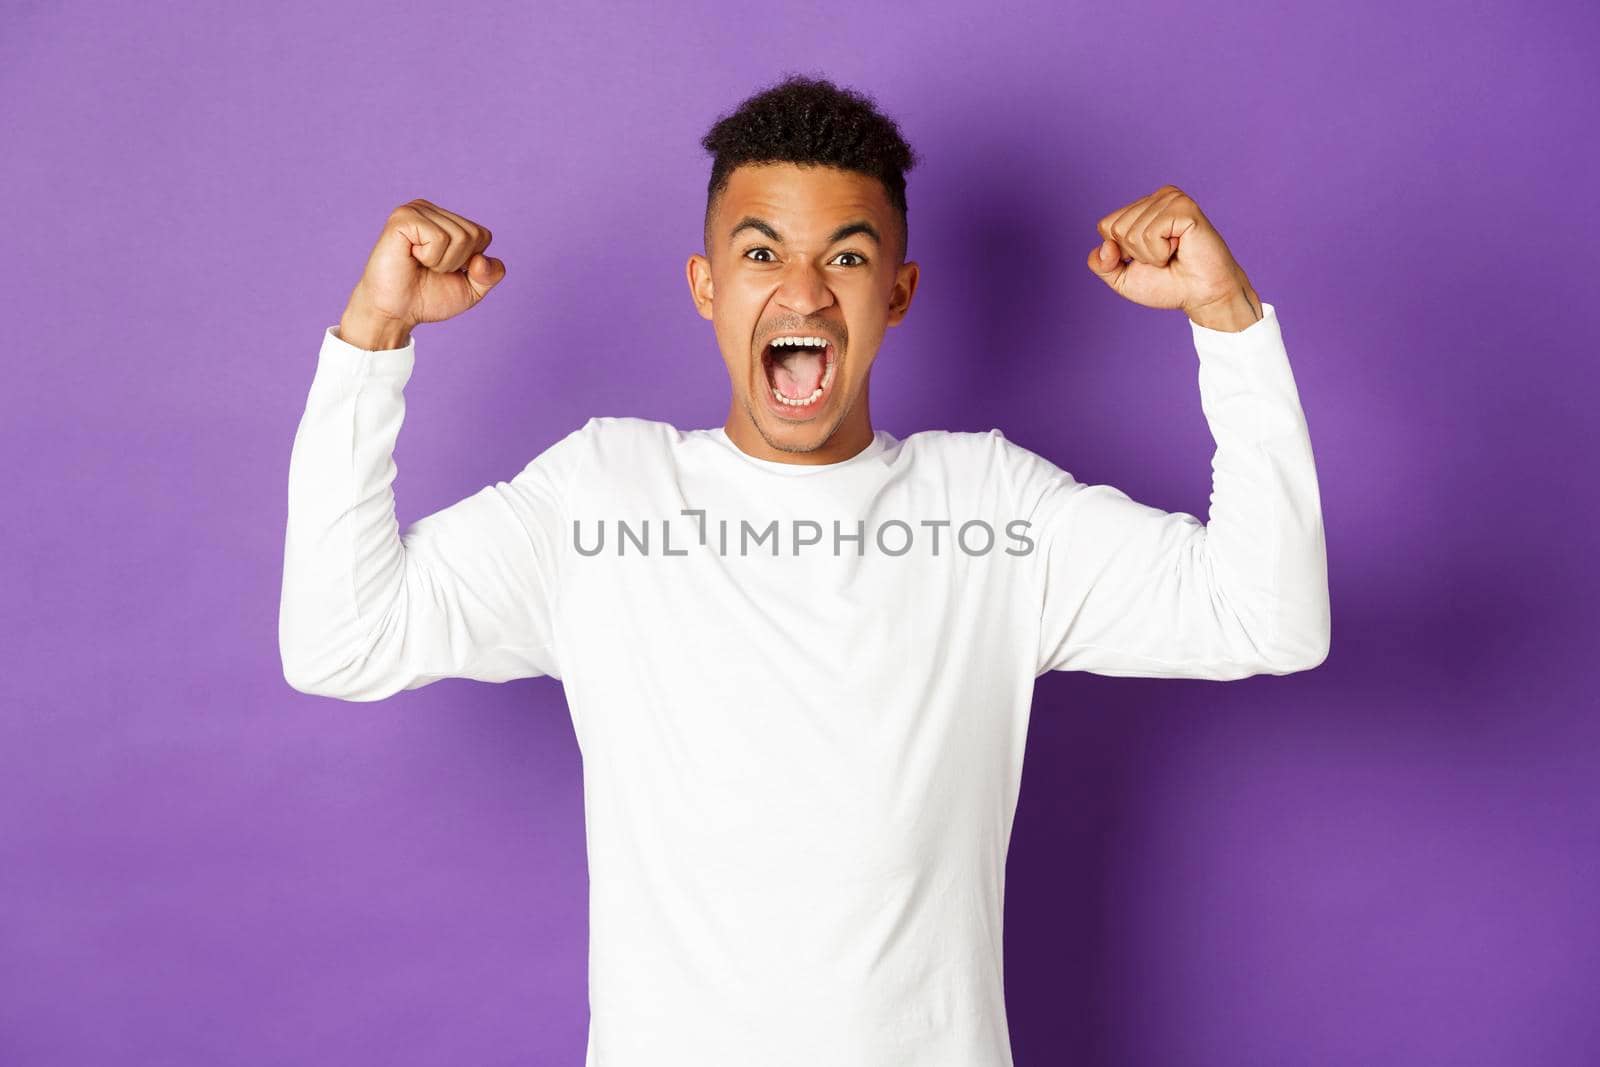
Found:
[2,0,1595,1063]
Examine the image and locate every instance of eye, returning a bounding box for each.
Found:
[741,247,868,267]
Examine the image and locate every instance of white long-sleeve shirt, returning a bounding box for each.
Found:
[279,301,1328,1066]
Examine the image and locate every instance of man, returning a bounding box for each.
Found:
[280,75,1329,1067]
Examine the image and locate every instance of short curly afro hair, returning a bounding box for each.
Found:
[700,73,920,264]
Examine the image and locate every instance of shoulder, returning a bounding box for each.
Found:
[542,415,685,451]
[506,417,684,502]
[898,427,1000,463]
[531,415,700,479]
[899,427,1082,510]
[558,414,669,438]
[579,416,700,459]
[899,427,1065,475]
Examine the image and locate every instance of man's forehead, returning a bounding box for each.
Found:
[719,163,890,238]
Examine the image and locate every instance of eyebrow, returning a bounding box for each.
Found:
[728,215,882,249]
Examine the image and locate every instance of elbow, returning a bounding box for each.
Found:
[1305,630,1332,671]
[281,656,342,699]
[1267,641,1329,675]
[1258,574,1332,675]
[279,644,365,701]
[283,672,325,697]
[279,624,339,697]
[280,645,411,703]
[1263,618,1331,675]
[281,662,391,701]
[279,605,390,701]
[1231,587,1331,677]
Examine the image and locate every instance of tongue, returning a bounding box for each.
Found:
[773,349,824,399]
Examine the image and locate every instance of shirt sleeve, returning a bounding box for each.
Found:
[277,324,591,700]
[1025,302,1331,680]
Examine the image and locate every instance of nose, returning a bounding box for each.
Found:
[774,257,835,318]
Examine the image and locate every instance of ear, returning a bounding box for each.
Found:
[686,253,714,321]
[885,260,920,327]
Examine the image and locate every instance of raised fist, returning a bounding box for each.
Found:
[342,199,506,345]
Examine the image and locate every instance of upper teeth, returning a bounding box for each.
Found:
[770,336,827,347]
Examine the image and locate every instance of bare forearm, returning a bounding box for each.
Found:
[1185,276,1263,332]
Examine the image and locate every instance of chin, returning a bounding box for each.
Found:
[743,391,844,452]
[755,407,833,451]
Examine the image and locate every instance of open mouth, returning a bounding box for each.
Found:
[760,335,837,414]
